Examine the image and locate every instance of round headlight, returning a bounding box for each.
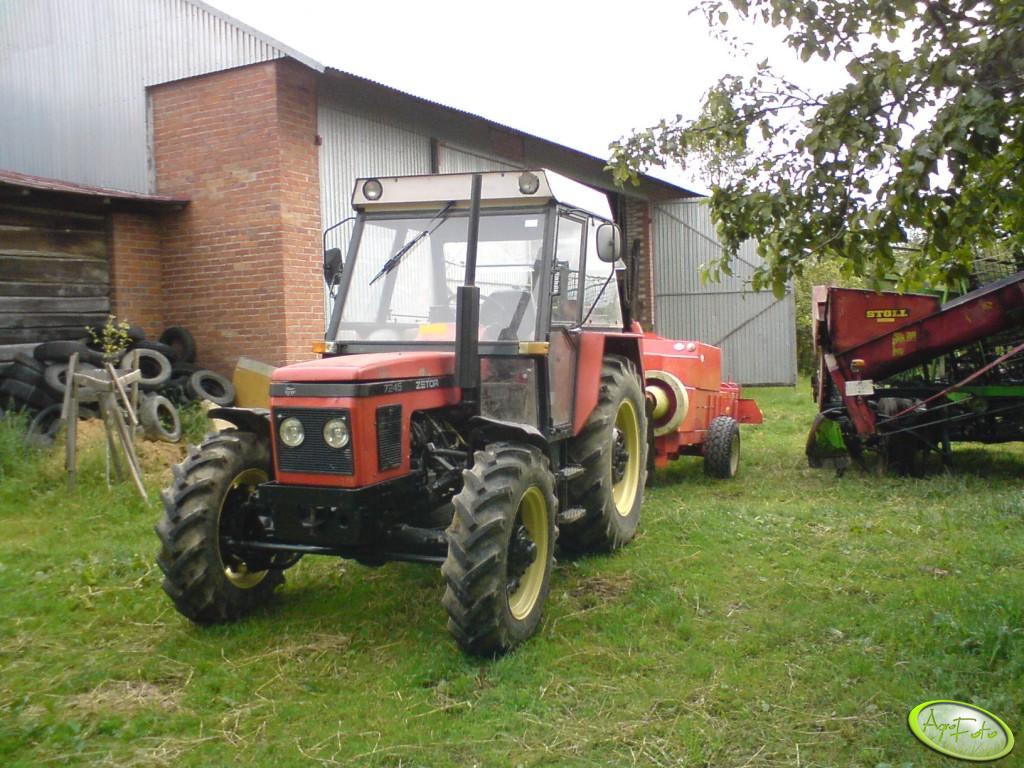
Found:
[279,417,305,448]
[362,179,383,200]
[518,171,540,195]
[323,418,350,449]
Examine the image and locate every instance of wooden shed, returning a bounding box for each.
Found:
[0,170,187,361]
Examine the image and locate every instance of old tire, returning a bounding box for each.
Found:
[442,442,557,655]
[122,348,172,391]
[6,360,45,388]
[155,431,284,623]
[159,326,197,364]
[14,352,45,376]
[132,340,180,364]
[27,403,63,448]
[140,394,182,442]
[34,340,103,367]
[561,355,648,553]
[704,416,740,478]
[187,370,235,406]
[0,378,57,411]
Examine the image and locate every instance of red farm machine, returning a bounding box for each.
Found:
[808,269,1024,474]
[155,170,761,654]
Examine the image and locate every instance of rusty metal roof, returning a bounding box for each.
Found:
[0,169,189,208]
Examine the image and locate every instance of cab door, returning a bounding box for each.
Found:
[548,213,585,431]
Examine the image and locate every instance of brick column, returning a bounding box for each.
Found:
[623,197,655,329]
[109,212,164,338]
[150,58,322,375]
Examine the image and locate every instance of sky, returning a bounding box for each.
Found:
[205,0,848,193]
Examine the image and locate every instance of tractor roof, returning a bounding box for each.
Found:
[351,169,613,221]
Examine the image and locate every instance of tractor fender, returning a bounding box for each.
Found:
[572,332,644,436]
[207,407,271,440]
[469,415,548,452]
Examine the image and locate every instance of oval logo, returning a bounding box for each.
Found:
[908,700,1014,761]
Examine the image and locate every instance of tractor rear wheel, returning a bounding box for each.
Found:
[704,415,740,478]
[442,442,556,655]
[155,430,284,623]
[561,355,648,553]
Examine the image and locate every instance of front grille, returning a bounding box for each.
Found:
[376,405,403,471]
[274,408,353,475]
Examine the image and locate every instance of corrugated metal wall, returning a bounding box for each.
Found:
[317,101,432,318]
[436,143,521,174]
[318,102,432,244]
[0,0,292,192]
[653,199,796,385]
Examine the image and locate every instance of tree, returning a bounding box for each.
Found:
[608,0,1024,297]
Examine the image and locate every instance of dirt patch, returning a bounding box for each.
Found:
[569,573,634,608]
[66,679,182,714]
[54,416,186,484]
[135,436,187,480]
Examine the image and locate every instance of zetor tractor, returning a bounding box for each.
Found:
[156,170,761,654]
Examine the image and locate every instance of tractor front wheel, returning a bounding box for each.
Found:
[155,430,285,623]
[442,443,557,655]
[562,355,648,552]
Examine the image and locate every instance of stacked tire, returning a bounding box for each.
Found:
[115,325,236,443]
[0,342,103,447]
[0,322,235,447]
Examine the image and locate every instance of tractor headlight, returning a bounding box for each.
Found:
[279,417,305,448]
[323,418,350,449]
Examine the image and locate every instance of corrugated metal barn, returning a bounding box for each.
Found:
[0,0,796,385]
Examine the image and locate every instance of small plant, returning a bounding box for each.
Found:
[87,315,132,359]
[178,401,211,444]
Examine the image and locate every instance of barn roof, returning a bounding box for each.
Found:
[0,169,189,212]
[193,0,700,202]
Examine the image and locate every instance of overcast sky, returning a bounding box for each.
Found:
[206,0,846,193]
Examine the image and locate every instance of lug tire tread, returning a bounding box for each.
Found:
[154,429,283,624]
[441,442,556,656]
[561,355,648,552]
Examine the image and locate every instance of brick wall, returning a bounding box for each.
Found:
[109,212,164,338]
[150,58,322,374]
[623,197,654,329]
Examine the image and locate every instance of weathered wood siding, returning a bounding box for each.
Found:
[0,202,110,360]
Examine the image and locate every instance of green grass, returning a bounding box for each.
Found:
[0,387,1021,767]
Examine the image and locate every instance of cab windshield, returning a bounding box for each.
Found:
[334,210,547,343]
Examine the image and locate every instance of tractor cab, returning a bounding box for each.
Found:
[325,170,625,348]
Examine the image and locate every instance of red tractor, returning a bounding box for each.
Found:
[156,170,761,654]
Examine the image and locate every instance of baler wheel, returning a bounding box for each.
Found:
[442,442,556,655]
[155,430,284,623]
[561,355,648,552]
[704,416,740,478]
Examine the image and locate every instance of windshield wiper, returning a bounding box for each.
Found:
[369,201,455,285]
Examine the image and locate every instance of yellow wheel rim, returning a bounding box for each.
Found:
[507,486,550,621]
[611,399,641,517]
[218,467,269,589]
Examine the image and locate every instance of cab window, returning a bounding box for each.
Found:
[551,215,584,324]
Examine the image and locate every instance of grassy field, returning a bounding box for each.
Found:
[0,386,1020,767]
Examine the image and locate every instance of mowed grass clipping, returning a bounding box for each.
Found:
[0,385,1021,767]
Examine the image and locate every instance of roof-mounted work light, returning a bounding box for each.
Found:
[518,171,540,195]
[362,179,383,200]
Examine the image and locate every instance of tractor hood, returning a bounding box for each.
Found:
[272,351,455,383]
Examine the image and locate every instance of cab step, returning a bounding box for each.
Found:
[557,506,587,525]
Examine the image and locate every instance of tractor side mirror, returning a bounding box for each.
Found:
[596,223,622,263]
[323,247,343,284]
